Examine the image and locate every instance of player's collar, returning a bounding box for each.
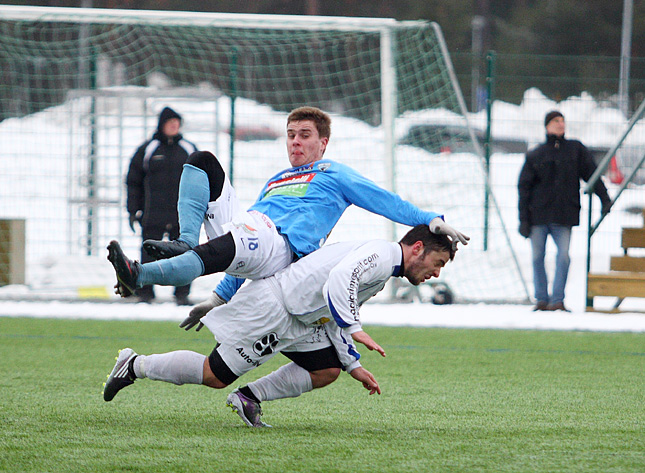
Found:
[393,244,405,277]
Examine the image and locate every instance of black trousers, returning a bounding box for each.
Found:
[138,222,191,299]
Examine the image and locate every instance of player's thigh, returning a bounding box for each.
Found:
[282,348,343,372]
[203,177,241,239]
[282,340,343,388]
[282,326,343,372]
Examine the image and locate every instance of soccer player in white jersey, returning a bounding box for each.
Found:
[103,225,455,427]
[107,106,468,311]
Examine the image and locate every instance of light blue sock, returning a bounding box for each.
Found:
[177,164,210,248]
[138,251,205,287]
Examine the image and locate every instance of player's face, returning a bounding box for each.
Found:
[162,118,181,137]
[404,247,449,286]
[286,120,329,167]
[546,116,565,137]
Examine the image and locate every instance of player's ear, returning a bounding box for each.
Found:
[319,136,329,154]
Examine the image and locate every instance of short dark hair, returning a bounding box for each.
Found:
[399,224,455,261]
[287,106,331,139]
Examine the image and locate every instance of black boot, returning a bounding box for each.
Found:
[143,239,192,260]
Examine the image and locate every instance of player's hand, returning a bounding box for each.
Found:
[349,367,381,395]
[429,217,470,249]
[128,211,142,233]
[351,330,386,357]
[113,282,132,298]
[519,221,531,238]
[179,292,226,331]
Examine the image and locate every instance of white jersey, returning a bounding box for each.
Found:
[270,239,403,370]
[203,239,404,375]
[275,239,403,331]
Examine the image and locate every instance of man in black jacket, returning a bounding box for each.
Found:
[126,106,198,304]
[518,110,611,312]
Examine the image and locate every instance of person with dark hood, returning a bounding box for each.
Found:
[125,106,198,305]
[518,110,612,312]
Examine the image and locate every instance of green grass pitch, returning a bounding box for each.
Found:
[1,317,644,472]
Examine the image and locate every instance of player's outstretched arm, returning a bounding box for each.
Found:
[349,366,381,395]
[351,330,386,357]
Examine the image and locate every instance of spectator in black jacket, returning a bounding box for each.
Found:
[126,106,198,305]
[518,110,612,312]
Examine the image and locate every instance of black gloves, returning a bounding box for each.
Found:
[519,221,531,238]
[128,211,142,232]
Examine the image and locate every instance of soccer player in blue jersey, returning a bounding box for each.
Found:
[107,106,468,312]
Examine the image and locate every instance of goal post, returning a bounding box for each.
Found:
[0,6,530,303]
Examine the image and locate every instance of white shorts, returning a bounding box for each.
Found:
[221,210,294,280]
[201,278,332,378]
[202,179,293,280]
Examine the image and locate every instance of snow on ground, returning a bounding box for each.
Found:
[1,246,645,333]
[2,297,645,333]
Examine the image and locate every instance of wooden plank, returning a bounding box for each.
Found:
[610,256,645,272]
[587,273,645,298]
[0,219,25,286]
[585,306,645,314]
[621,228,645,249]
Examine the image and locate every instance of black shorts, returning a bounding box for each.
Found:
[208,345,342,386]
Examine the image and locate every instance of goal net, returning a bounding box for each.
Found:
[0,6,529,303]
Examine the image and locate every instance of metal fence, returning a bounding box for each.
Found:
[453,52,645,114]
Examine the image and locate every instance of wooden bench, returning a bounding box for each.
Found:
[587,210,645,312]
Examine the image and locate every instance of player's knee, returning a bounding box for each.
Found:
[187,150,217,171]
[310,367,341,388]
[202,354,231,389]
[192,233,236,275]
[186,151,226,200]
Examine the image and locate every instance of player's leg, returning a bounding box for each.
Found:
[103,348,223,402]
[167,223,192,305]
[111,211,292,296]
[199,281,321,427]
[136,223,165,302]
[107,234,235,296]
[143,150,228,259]
[108,240,201,296]
[227,345,342,427]
[239,347,342,402]
[208,347,272,428]
[111,208,295,297]
[193,210,295,280]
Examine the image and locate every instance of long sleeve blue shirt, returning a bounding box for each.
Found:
[216,159,441,300]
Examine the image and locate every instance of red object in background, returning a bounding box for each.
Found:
[608,156,624,185]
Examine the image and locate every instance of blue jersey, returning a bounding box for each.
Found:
[250,159,439,256]
[216,159,441,300]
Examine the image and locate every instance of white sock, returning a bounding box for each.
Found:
[134,351,205,385]
[247,362,313,401]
